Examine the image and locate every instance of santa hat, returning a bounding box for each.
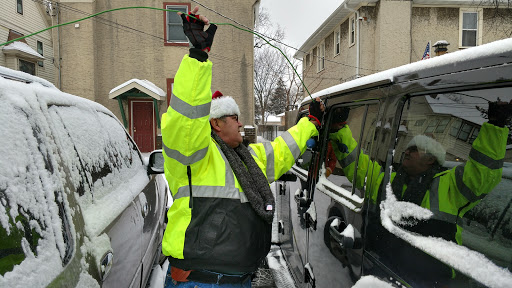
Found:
[406,135,446,165]
[209,90,240,120]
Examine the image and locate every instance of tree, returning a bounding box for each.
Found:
[254,8,287,124]
[268,76,287,116]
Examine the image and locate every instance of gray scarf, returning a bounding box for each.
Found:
[211,132,275,224]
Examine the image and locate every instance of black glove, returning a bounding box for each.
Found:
[180,13,217,52]
[488,100,512,127]
[308,99,324,127]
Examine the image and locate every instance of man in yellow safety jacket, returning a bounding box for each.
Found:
[160,7,322,287]
[329,104,509,245]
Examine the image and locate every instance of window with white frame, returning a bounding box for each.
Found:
[37,41,43,67]
[349,16,356,46]
[460,8,482,47]
[164,3,189,44]
[334,29,340,56]
[17,0,23,15]
[317,42,325,72]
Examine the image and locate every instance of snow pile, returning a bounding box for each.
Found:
[267,245,297,288]
[380,182,512,288]
[352,275,395,288]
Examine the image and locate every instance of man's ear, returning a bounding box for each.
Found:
[425,154,437,165]
[210,118,222,132]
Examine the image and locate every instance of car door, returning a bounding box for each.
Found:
[306,101,380,288]
[48,105,147,287]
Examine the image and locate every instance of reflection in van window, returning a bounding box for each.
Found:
[393,88,512,272]
[324,104,379,198]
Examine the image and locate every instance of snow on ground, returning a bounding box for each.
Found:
[352,276,395,288]
[148,259,169,288]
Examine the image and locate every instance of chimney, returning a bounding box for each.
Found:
[433,40,450,56]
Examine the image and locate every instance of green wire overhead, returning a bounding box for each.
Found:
[0,6,312,100]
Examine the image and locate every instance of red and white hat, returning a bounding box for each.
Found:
[209,90,240,120]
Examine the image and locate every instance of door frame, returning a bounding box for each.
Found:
[128,99,156,152]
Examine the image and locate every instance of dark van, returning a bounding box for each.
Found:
[275,38,512,287]
[0,66,167,287]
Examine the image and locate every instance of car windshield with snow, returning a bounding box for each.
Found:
[0,66,167,288]
[274,39,512,287]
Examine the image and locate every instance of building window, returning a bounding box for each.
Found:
[19,59,35,75]
[309,51,313,66]
[414,119,426,126]
[164,3,190,46]
[450,119,477,142]
[17,0,23,14]
[37,41,44,67]
[424,119,439,133]
[349,16,356,46]
[460,9,482,48]
[317,42,325,72]
[334,29,340,56]
[434,118,450,133]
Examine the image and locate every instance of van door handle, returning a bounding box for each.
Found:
[100,251,114,281]
[142,202,148,217]
[329,220,362,249]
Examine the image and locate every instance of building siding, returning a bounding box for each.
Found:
[0,0,56,84]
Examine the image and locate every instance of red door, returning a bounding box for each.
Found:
[132,101,154,152]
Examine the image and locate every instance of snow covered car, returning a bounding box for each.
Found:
[0,67,167,287]
[274,39,512,287]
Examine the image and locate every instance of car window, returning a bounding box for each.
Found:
[0,99,71,280]
[387,87,512,285]
[323,103,379,199]
[48,106,143,203]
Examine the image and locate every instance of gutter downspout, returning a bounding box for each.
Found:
[345,3,360,78]
[56,2,62,90]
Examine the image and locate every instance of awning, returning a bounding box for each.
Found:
[109,79,166,129]
[109,79,166,101]
[2,41,44,61]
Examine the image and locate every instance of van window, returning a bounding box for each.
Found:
[391,88,512,282]
[0,102,71,276]
[48,106,143,205]
[323,104,379,199]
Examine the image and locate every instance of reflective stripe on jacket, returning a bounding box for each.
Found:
[161,55,318,273]
[331,123,508,244]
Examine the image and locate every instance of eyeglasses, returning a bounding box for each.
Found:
[221,114,239,122]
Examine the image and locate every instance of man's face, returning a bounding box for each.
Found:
[213,115,243,148]
[402,146,436,176]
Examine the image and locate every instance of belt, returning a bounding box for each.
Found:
[187,270,252,284]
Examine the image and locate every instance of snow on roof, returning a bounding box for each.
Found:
[425,94,487,125]
[302,38,512,104]
[0,65,56,89]
[265,115,283,124]
[109,79,165,100]
[2,41,44,60]
[433,40,450,46]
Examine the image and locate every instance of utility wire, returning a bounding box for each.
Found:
[31,0,254,68]
[191,0,381,73]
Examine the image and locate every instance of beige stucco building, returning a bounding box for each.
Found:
[58,0,258,152]
[295,0,512,95]
[2,0,258,152]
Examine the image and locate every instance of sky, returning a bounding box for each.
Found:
[259,0,342,50]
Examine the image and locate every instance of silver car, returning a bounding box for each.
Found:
[0,66,167,287]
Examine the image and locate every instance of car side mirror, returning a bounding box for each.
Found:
[148,150,164,174]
